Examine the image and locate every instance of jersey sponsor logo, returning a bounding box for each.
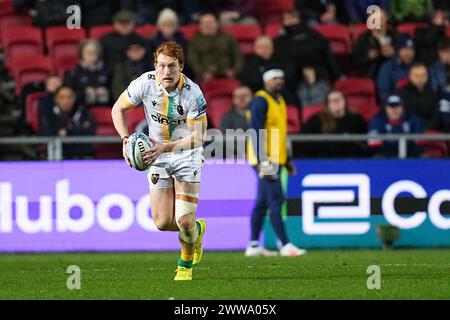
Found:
[151,113,187,125]
[177,105,184,115]
[183,83,191,91]
[151,174,159,185]
[148,74,156,80]
[196,95,207,115]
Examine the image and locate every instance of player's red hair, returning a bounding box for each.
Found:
[153,40,185,67]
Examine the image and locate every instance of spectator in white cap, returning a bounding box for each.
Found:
[245,68,305,257]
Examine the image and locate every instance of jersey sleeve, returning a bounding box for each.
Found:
[119,74,145,108]
[187,92,207,124]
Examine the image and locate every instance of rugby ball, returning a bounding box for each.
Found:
[126,132,154,171]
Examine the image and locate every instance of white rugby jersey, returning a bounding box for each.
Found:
[120,70,207,144]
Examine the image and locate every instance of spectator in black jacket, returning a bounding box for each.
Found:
[429,37,450,93]
[39,86,96,159]
[240,35,276,92]
[273,9,344,96]
[414,9,448,65]
[296,0,340,25]
[111,37,152,100]
[397,63,440,130]
[100,10,146,73]
[64,39,110,107]
[301,89,368,158]
[352,9,399,78]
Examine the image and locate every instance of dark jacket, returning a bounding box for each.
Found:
[352,29,399,78]
[64,62,110,107]
[300,111,368,158]
[239,54,278,92]
[414,24,446,65]
[111,58,152,100]
[369,111,424,157]
[397,82,440,129]
[39,104,96,159]
[377,56,412,102]
[100,31,146,72]
[273,23,343,84]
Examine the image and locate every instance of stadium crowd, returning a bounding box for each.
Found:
[1,0,450,160]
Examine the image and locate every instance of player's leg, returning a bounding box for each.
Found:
[150,185,178,231]
[173,180,201,280]
[266,174,306,257]
[246,174,269,256]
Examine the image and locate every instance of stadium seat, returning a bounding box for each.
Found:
[350,23,368,43]
[45,26,86,71]
[254,0,294,24]
[0,13,33,46]
[223,24,262,56]
[1,26,43,69]
[314,24,352,56]
[11,54,53,96]
[55,54,79,77]
[179,24,199,40]
[396,22,429,38]
[264,22,282,39]
[302,104,324,123]
[0,0,14,17]
[90,106,121,159]
[125,106,145,132]
[422,130,449,158]
[25,91,46,133]
[334,77,378,121]
[89,24,114,39]
[287,106,301,133]
[204,91,233,129]
[201,78,240,96]
[136,24,158,38]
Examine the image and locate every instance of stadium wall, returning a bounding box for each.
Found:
[0,159,449,252]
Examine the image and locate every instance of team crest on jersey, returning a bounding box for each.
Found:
[151,174,160,185]
[152,101,157,106]
[177,105,184,115]
[183,83,191,91]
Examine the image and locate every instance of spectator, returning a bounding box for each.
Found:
[295,0,339,25]
[39,86,96,159]
[344,0,389,24]
[240,36,277,92]
[221,85,253,158]
[148,8,188,59]
[100,10,145,72]
[297,66,330,108]
[301,89,368,158]
[397,63,440,129]
[429,38,450,93]
[38,75,63,124]
[187,12,244,81]
[390,0,433,23]
[414,9,448,65]
[377,34,416,103]
[273,9,343,96]
[220,85,252,132]
[369,94,424,158]
[112,37,152,100]
[353,9,399,78]
[64,39,110,107]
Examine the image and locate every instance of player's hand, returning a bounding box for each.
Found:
[258,161,279,179]
[122,137,132,167]
[286,161,297,176]
[144,137,167,164]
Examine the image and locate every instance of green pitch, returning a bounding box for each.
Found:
[0,249,449,299]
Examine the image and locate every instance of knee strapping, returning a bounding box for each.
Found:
[175,192,199,243]
[175,192,199,222]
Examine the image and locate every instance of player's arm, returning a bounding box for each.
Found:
[111,93,136,166]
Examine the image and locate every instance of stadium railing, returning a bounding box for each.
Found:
[0,133,450,160]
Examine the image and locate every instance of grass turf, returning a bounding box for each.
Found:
[0,249,449,299]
